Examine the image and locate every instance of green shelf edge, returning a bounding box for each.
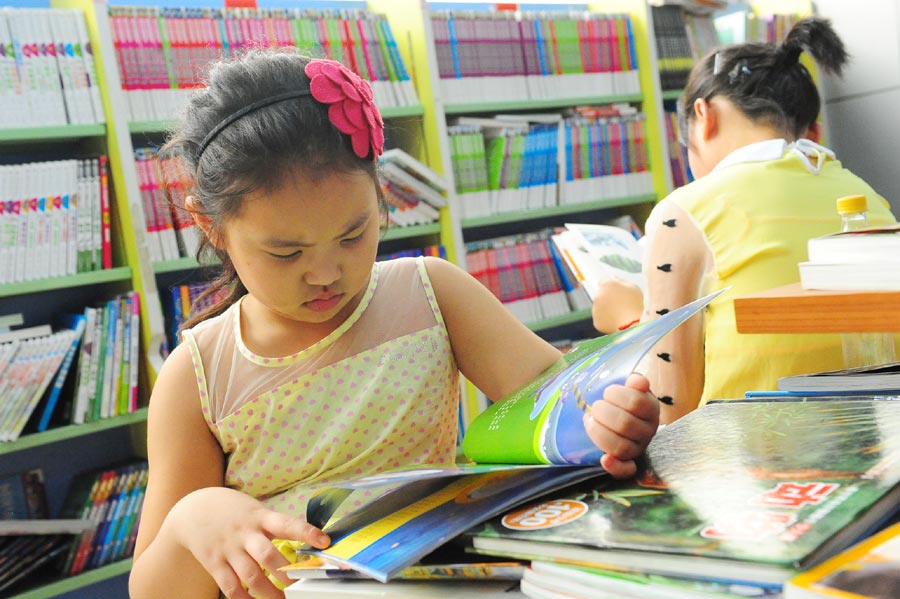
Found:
[661,89,684,101]
[527,309,592,332]
[381,223,441,241]
[0,408,148,456]
[0,267,133,298]
[153,257,201,273]
[129,120,175,134]
[379,104,426,118]
[8,559,132,599]
[444,94,644,115]
[461,193,656,229]
[130,105,423,135]
[0,124,107,143]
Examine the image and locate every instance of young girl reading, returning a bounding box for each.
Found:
[128,51,661,599]
[592,18,895,424]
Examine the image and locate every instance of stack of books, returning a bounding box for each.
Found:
[0,8,104,128]
[0,157,112,282]
[430,10,640,104]
[107,5,417,122]
[466,398,900,598]
[379,148,448,228]
[799,223,900,291]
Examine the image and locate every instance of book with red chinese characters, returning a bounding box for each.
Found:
[468,397,900,589]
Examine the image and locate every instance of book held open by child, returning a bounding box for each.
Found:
[283,291,723,586]
[551,222,644,300]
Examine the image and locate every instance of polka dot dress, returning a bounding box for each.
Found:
[182,258,460,520]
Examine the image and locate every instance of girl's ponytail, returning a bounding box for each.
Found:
[778,17,848,75]
[681,17,849,141]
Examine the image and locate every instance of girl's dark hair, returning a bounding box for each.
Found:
[680,17,848,140]
[159,49,385,333]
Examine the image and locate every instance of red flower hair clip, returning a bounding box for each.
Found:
[305,59,384,160]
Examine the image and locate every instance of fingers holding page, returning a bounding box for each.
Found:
[583,373,659,478]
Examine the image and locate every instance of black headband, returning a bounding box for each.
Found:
[195,89,312,163]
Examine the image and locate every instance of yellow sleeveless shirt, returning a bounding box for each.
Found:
[660,142,895,405]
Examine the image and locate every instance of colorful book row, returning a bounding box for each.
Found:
[448,105,652,219]
[465,230,591,326]
[431,10,640,103]
[166,279,226,350]
[134,146,199,263]
[60,460,149,576]
[108,5,417,122]
[0,157,111,284]
[377,244,446,262]
[0,8,104,128]
[664,108,691,188]
[69,291,142,426]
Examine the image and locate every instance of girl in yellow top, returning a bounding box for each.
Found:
[593,18,895,424]
[128,51,660,599]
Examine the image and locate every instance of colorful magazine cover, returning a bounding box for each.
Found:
[303,465,606,582]
[469,399,900,588]
[785,519,900,599]
[462,290,724,465]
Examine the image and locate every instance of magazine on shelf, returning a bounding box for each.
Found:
[467,398,900,588]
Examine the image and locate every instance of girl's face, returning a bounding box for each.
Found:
[219,169,380,331]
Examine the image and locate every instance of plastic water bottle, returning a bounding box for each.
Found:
[836,195,897,367]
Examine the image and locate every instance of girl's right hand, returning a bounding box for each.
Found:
[166,487,330,599]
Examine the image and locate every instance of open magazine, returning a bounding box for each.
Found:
[551,223,645,300]
[294,290,724,582]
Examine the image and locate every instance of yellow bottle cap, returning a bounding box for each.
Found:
[836,194,867,214]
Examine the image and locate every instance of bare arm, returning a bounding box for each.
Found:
[640,202,711,424]
[592,278,644,334]
[424,256,562,400]
[129,342,226,599]
[129,343,328,599]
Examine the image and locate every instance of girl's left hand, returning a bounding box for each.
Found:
[583,373,660,479]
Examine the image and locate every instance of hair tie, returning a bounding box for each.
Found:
[776,44,804,69]
[195,58,384,164]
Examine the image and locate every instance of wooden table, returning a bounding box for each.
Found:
[733,283,900,334]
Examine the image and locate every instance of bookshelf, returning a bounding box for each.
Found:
[0,0,159,596]
[0,0,747,595]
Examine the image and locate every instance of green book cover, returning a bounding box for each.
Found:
[462,291,722,465]
[89,303,110,422]
[323,15,345,65]
[471,398,900,587]
[485,134,508,192]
